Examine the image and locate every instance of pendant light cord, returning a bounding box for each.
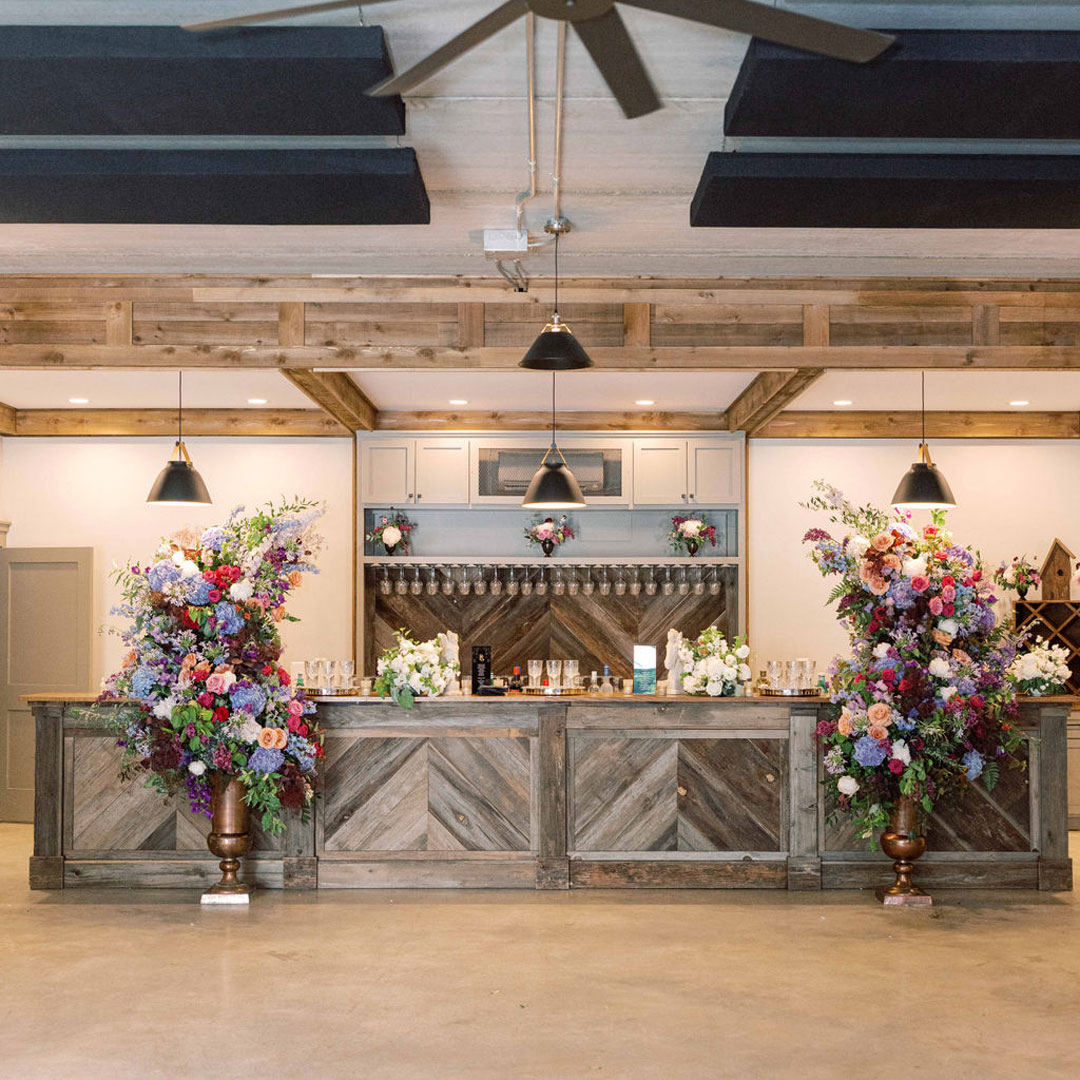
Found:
[178,370,183,447]
[553,231,559,321]
[551,371,556,448]
[921,370,925,447]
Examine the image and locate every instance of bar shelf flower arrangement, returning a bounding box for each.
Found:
[993,555,1041,600]
[524,515,575,557]
[102,499,326,837]
[367,509,414,555]
[668,515,716,557]
[803,482,1022,884]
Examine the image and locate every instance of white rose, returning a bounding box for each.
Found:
[941,686,957,702]
[735,644,750,660]
[928,657,951,679]
[891,740,911,766]
[902,555,928,578]
[153,697,176,720]
[738,664,752,682]
[382,525,402,548]
[229,579,253,603]
[682,519,702,536]
[873,643,891,659]
[849,535,870,558]
[838,776,859,796]
[938,618,959,637]
[188,761,207,776]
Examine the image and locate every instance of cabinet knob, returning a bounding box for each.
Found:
[688,493,695,500]
[408,493,414,499]
[416,493,422,500]
[680,493,686,501]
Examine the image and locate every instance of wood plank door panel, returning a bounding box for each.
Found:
[0,547,92,822]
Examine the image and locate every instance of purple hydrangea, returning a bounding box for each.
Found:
[287,733,317,773]
[230,681,267,717]
[248,746,284,774]
[853,735,888,768]
[199,526,227,552]
[213,601,245,636]
[129,666,157,700]
[146,560,182,593]
[962,748,984,781]
[185,577,215,605]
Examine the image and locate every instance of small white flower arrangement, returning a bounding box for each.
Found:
[374,630,460,710]
[1008,637,1071,697]
[678,627,752,697]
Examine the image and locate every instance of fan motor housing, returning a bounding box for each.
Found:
[528,0,615,22]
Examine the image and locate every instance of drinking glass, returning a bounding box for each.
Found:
[535,568,548,596]
[553,567,566,596]
[629,567,641,596]
[521,569,534,596]
[567,567,580,596]
[581,568,595,596]
[662,567,674,596]
[692,567,706,596]
[441,566,455,595]
[783,660,798,691]
[614,568,627,596]
[598,566,611,595]
[644,567,657,596]
[527,659,543,688]
[564,660,579,687]
[506,566,520,596]
[546,659,563,689]
[425,566,439,595]
[677,566,689,596]
[766,660,783,691]
[796,658,816,690]
[360,677,373,697]
[304,659,320,688]
[473,567,487,596]
[457,566,471,596]
[394,567,408,596]
[378,566,392,595]
[317,657,333,691]
[334,659,355,690]
[410,566,423,596]
[708,567,721,596]
[622,678,635,695]
[490,568,503,596]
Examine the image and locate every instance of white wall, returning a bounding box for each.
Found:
[0,436,354,687]
[748,439,1080,671]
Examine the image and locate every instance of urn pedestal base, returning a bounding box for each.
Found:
[876,795,932,907]
[202,773,253,905]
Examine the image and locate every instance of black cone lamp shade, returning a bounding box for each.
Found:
[147,371,212,504]
[892,446,956,510]
[520,315,594,371]
[522,457,586,510]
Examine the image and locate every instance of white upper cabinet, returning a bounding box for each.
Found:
[414,439,470,506]
[688,439,742,506]
[360,441,414,505]
[632,440,689,505]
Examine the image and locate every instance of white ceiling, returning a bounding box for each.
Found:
[350,370,758,412]
[0,2,1077,276]
[0,369,314,409]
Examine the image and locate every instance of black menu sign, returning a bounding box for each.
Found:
[471,645,492,695]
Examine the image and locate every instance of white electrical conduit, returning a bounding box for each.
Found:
[514,11,538,236]
[551,18,567,228]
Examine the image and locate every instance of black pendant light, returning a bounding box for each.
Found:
[522,372,586,510]
[519,231,593,371]
[892,372,955,510]
[147,371,212,505]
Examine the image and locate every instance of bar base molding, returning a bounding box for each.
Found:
[26,696,1073,893]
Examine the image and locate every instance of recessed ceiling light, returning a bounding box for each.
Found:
[1010,400,1030,407]
[448,399,469,406]
[68,397,89,404]
[635,399,655,406]
[247,397,268,405]
[833,399,853,406]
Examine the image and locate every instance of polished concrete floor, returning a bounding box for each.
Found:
[3,825,1080,1080]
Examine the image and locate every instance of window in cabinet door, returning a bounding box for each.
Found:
[414,439,469,505]
[361,441,413,505]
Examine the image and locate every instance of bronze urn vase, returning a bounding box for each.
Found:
[876,795,931,906]
[686,539,699,557]
[202,773,252,904]
[541,539,555,557]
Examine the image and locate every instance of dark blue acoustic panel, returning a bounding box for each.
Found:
[0,149,429,224]
[725,31,1080,139]
[691,154,1080,229]
[0,25,404,135]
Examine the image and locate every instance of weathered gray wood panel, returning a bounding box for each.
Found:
[570,859,788,888]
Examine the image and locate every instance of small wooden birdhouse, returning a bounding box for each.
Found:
[1039,538,1075,600]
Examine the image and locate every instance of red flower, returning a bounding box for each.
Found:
[180,609,199,631]
[899,678,913,692]
[941,576,955,587]
[197,692,213,708]
[888,759,904,774]
[882,668,896,684]
[298,723,309,737]
[278,668,291,687]
[208,588,221,603]
[942,603,955,616]
[202,570,216,582]
[192,667,209,682]
[262,663,274,676]
[213,706,230,724]
[854,673,866,683]
[286,715,301,733]
[313,742,324,758]
[972,570,982,582]
[867,621,880,633]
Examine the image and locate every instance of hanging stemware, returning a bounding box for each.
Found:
[506,566,520,596]
[490,567,503,596]
[378,565,392,595]
[395,565,408,595]
[644,566,657,596]
[629,566,641,596]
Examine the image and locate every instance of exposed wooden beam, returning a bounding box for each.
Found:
[623,303,651,346]
[0,400,16,435]
[972,304,1000,346]
[281,369,377,431]
[8,344,1080,371]
[375,410,728,432]
[802,303,830,347]
[278,301,305,346]
[724,369,824,434]
[756,411,1080,440]
[12,408,347,437]
[457,302,485,348]
[104,300,132,346]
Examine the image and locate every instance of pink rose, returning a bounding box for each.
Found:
[942,585,956,602]
[928,596,944,615]
[205,673,227,694]
[910,575,930,593]
[287,698,305,717]
[869,576,889,596]
[871,533,894,552]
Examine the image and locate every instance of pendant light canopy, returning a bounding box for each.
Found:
[522,372,586,510]
[147,371,212,505]
[519,231,593,371]
[891,372,955,510]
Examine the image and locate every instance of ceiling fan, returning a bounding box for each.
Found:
[186,0,894,120]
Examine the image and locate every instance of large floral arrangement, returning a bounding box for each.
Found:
[524,515,575,548]
[668,515,717,554]
[103,500,326,834]
[375,630,460,709]
[1008,637,1071,697]
[366,509,413,554]
[993,555,1041,597]
[677,627,752,697]
[803,482,1022,843]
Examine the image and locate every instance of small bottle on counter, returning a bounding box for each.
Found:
[587,671,600,695]
[508,666,524,693]
[599,664,615,696]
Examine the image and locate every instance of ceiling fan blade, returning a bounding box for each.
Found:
[573,8,661,119]
[184,0,401,32]
[620,0,894,63]
[367,0,530,96]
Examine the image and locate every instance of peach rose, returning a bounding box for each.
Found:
[123,650,138,669]
[288,570,303,588]
[837,710,854,736]
[952,649,972,664]
[272,727,288,750]
[257,727,278,749]
[883,554,902,571]
[213,663,233,674]
[868,576,889,596]
[871,533,893,552]
[858,560,874,584]
[868,723,890,742]
[867,702,892,726]
[182,653,198,669]
[932,629,953,647]
[272,606,285,623]
[246,598,266,613]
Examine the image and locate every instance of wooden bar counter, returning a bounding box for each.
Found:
[26,693,1073,892]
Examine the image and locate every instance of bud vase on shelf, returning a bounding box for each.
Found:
[875,795,931,906]
[202,773,252,904]
[541,539,555,557]
[686,539,699,557]
[384,542,398,556]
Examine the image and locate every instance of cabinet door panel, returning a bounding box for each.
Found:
[414,439,469,506]
[632,440,687,506]
[361,441,413,504]
[688,439,742,506]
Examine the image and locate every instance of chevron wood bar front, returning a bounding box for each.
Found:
[28,695,1073,893]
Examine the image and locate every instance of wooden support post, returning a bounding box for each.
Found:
[536,705,569,889]
[1037,703,1073,890]
[787,704,822,890]
[29,702,64,889]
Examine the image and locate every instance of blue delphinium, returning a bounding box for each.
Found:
[230,681,267,717]
[853,735,888,768]
[213,600,245,636]
[248,747,284,774]
[287,733,317,773]
[962,748,984,781]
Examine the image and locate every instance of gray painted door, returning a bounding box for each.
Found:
[0,548,92,822]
